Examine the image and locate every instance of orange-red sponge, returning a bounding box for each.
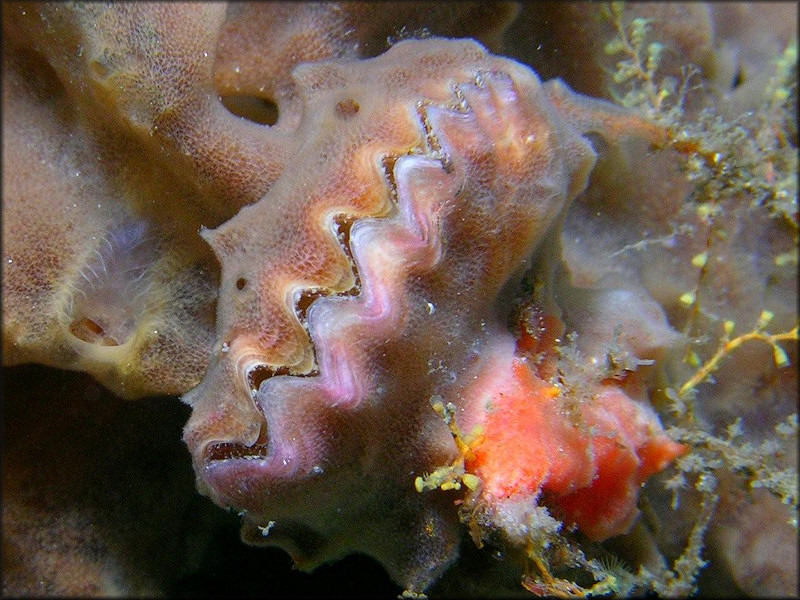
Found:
[466,355,686,541]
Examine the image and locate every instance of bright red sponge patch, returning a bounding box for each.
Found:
[466,357,686,541]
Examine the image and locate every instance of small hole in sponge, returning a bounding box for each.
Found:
[236,277,248,291]
[731,65,745,90]
[335,98,360,120]
[220,94,279,126]
[69,318,120,346]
